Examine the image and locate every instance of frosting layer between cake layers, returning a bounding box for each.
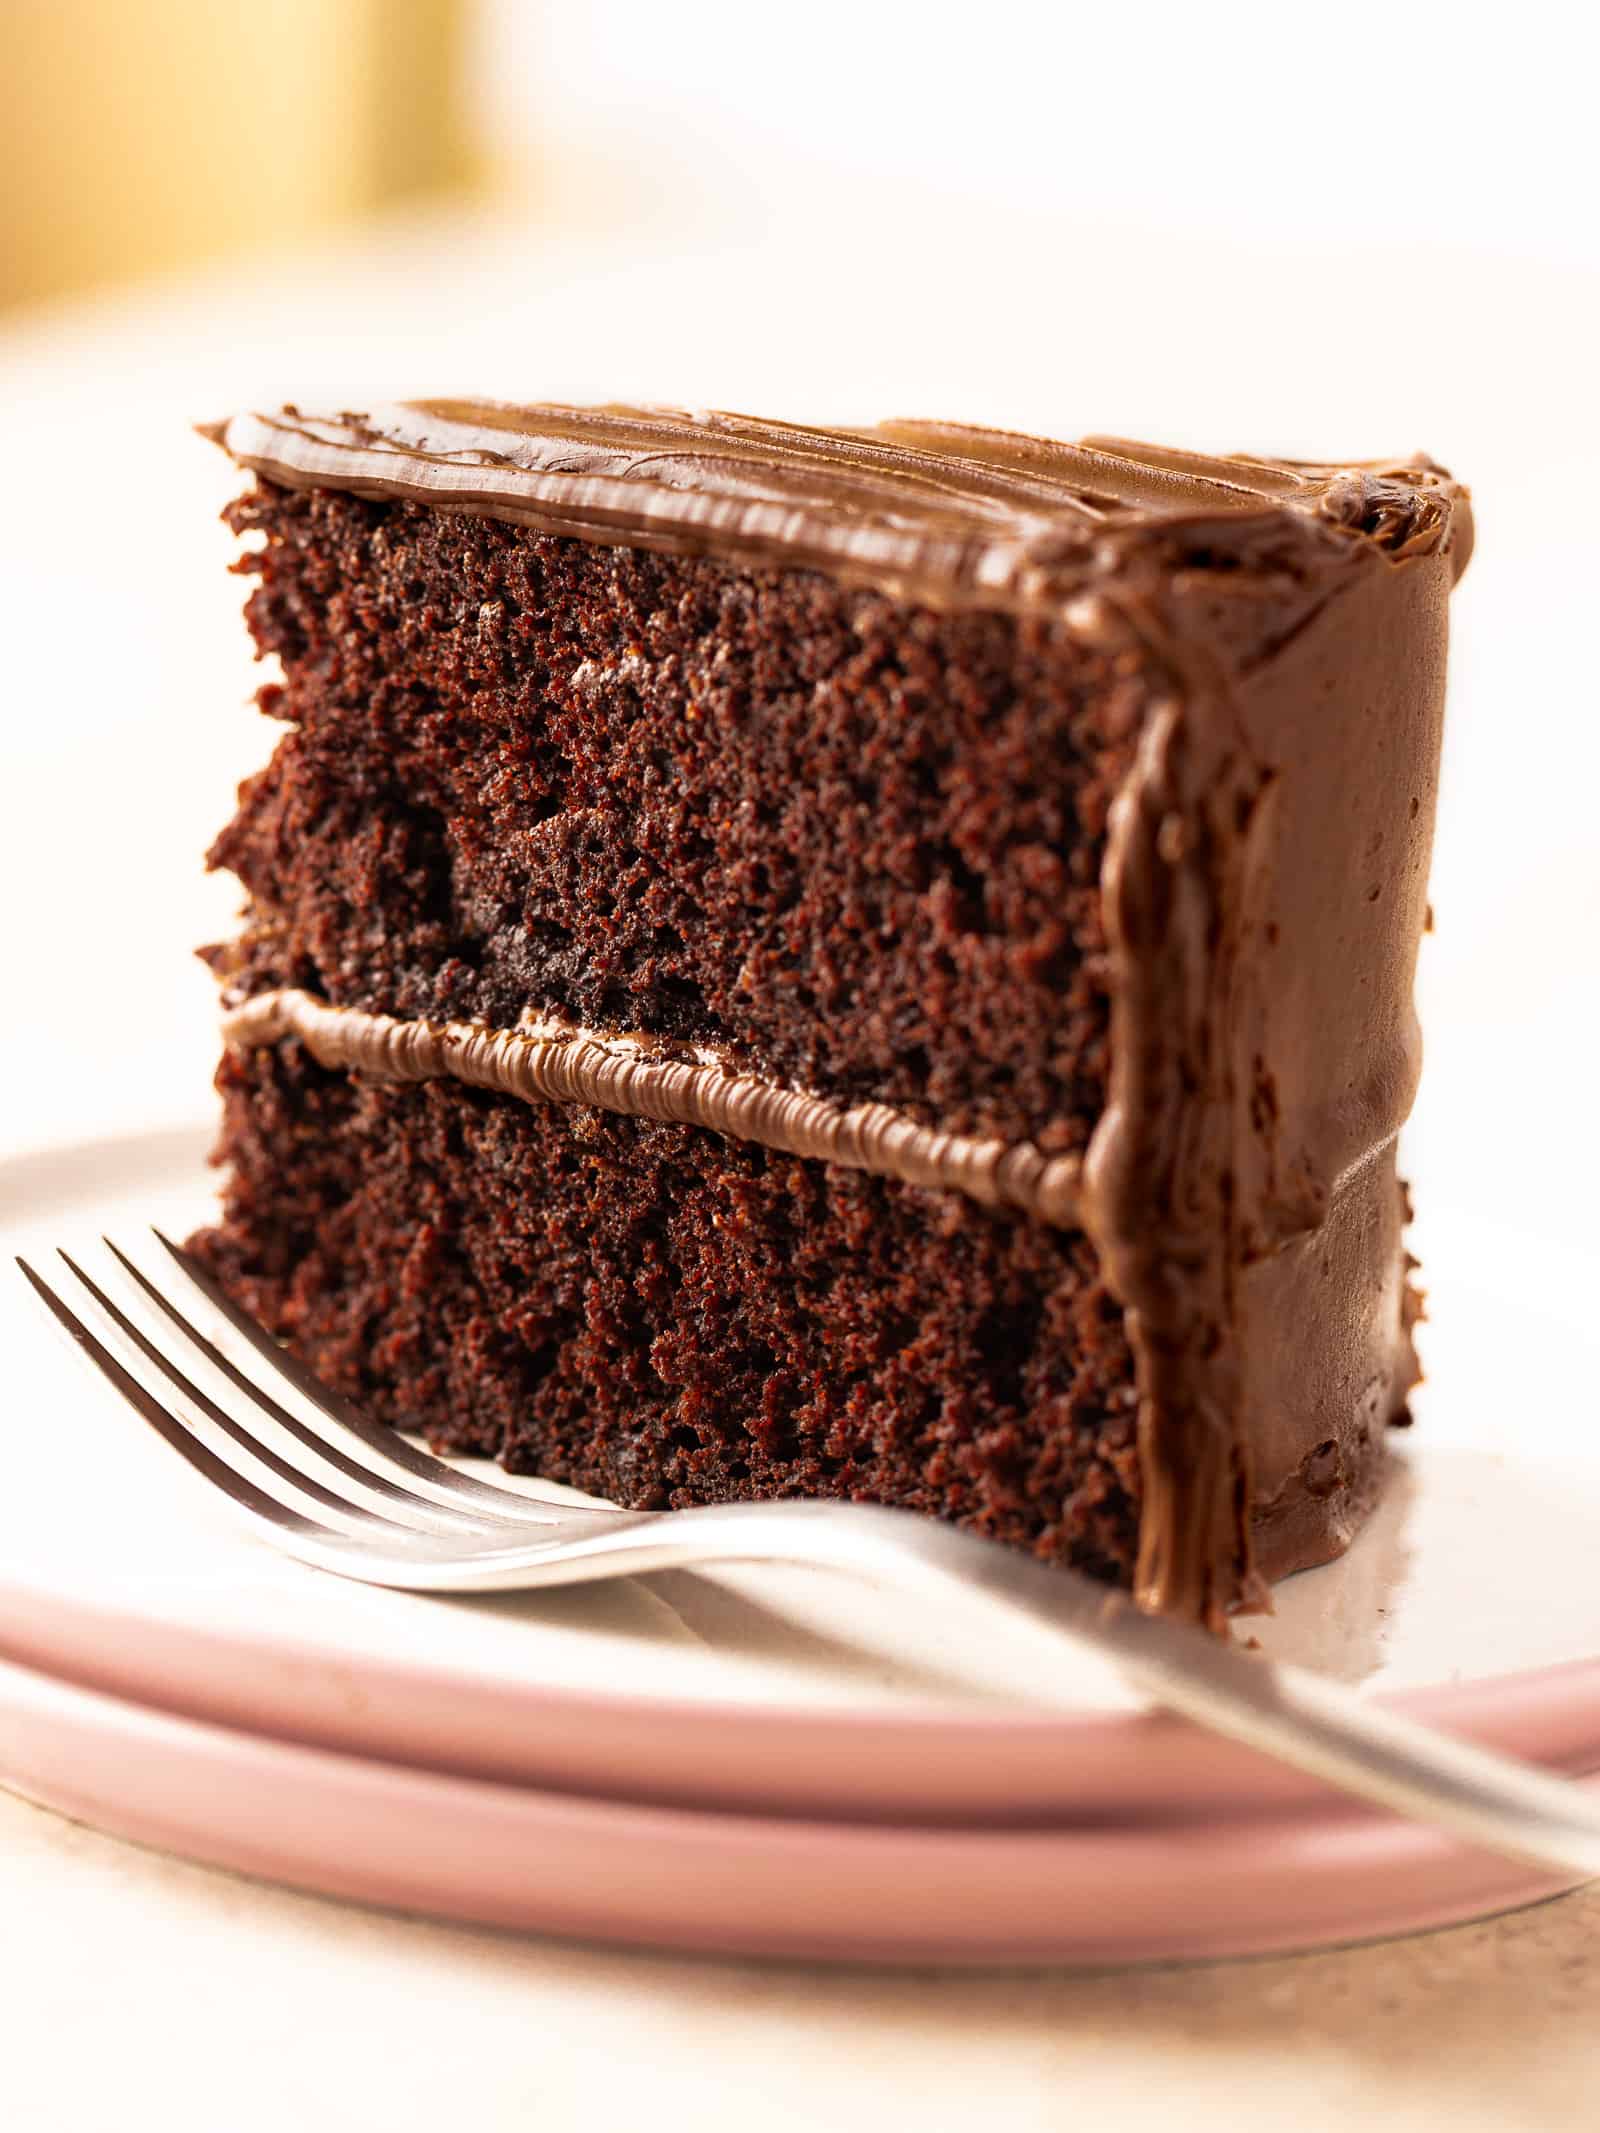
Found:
[223,989,1085,1228]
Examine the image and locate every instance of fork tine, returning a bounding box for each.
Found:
[16,1255,327,1539]
[150,1228,611,1523]
[54,1247,412,1531]
[102,1238,523,1532]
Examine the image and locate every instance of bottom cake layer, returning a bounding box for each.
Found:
[192,1040,1146,1581]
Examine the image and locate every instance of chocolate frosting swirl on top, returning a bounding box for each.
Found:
[202,402,1471,614]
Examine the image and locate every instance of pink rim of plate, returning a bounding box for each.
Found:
[2,1648,1591,1967]
[5,1580,1599,1829]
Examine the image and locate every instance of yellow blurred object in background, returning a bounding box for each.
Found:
[0,0,477,310]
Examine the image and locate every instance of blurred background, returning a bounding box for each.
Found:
[1,0,1596,1325]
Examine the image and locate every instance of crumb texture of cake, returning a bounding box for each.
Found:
[195,404,1472,1623]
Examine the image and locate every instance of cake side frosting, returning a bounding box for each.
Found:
[1078,516,1462,1622]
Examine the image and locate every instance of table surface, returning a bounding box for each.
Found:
[3,197,1597,2128]
[4,1779,1599,2133]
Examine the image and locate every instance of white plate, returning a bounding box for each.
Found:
[3,1126,1599,1828]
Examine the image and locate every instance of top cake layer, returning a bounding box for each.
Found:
[203,402,1471,614]
[201,405,1472,1157]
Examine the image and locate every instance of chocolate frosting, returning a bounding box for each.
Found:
[1076,506,1466,1621]
[223,990,1084,1227]
[201,402,1469,614]
[205,401,1473,1624]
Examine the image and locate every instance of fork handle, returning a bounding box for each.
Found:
[421,1497,1600,1884]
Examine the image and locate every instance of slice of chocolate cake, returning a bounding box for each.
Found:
[193,403,1471,1625]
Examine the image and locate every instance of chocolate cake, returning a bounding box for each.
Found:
[193,403,1472,1625]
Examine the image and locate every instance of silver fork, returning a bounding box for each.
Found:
[16,1234,1600,1883]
